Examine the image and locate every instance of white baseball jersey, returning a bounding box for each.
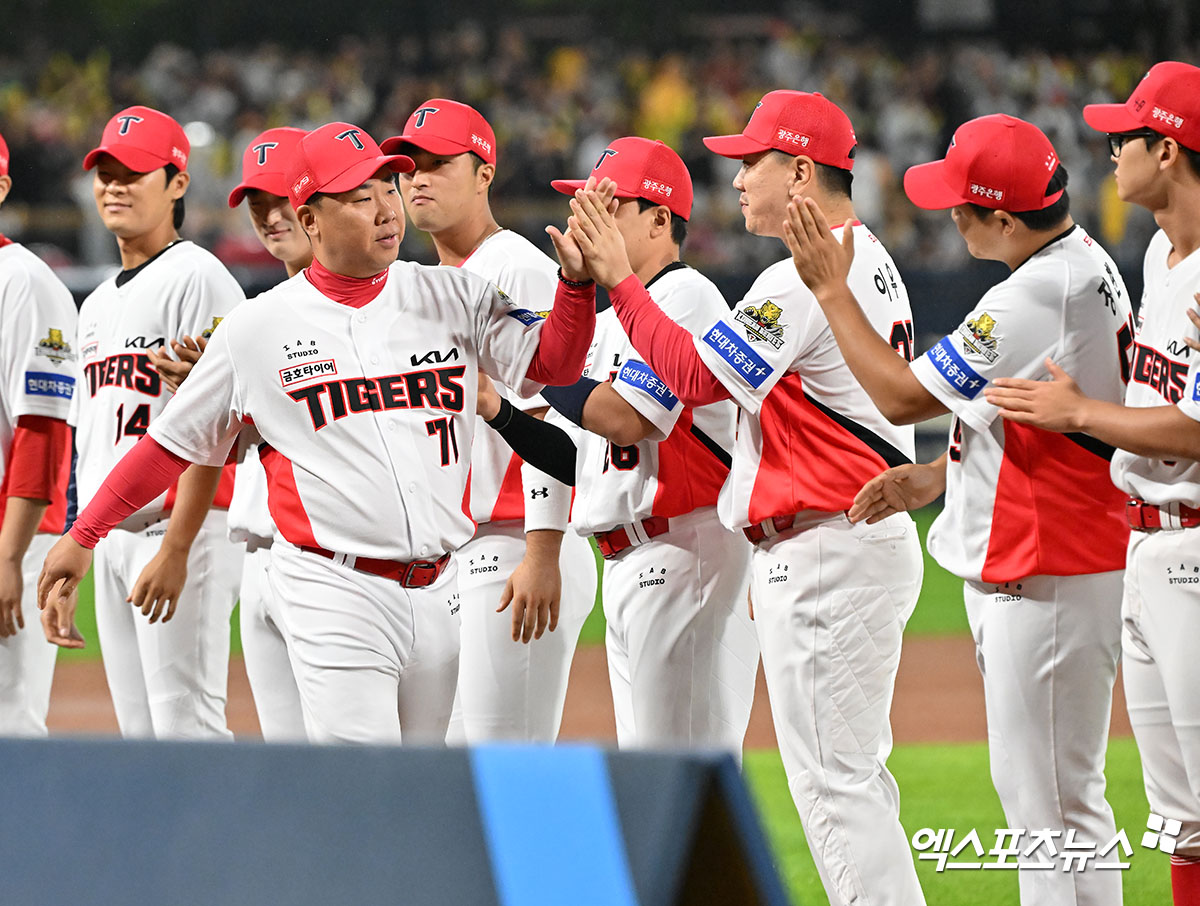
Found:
[148,260,548,561]
[76,240,243,529]
[227,435,274,543]
[911,225,1133,583]
[1117,229,1200,506]
[693,223,916,529]
[0,240,78,532]
[573,263,736,534]
[458,229,558,523]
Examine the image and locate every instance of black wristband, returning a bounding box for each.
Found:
[485,397,515,431]
[557,267,594,288]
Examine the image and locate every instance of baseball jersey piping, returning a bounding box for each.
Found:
[804,392,912,468]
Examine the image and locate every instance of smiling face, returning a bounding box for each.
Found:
[299,169,405,277]
[245,189,311,270]
[731,150,796,238]
[397,148,492,234]
[91,153,186,239]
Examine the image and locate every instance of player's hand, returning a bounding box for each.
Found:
[1184,296,1200,353]
[147,335,207,394]
[37,535,91,649]
[128,545,188,624]
[0,555,24,637]
[568,179,633,290]
[497,531,563,643]
[849,462,946,524]
[985,359,1089,433]
[784,196,855,300]
[477,369,502,420]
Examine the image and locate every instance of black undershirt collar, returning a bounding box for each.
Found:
[595,260,688,313]
[1013,223,1076,273]
[115,239,185,288]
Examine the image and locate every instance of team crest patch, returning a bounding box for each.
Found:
[958,312,1001,363]
[201,317,223,339]
[35,328,75,365]
[735,301,786,349]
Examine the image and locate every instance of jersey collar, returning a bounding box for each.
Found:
[304,256,390,309]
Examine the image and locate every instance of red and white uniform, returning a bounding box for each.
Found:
[1117,228,1200,860]
[692,225,926,906]
[911,224,1132,905]
[0,239,77,736]
[149,259,555,744]
[451,228,595,744]
[576,263,756,753]
[76,240,243,739]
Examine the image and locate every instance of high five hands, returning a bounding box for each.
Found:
[547,177,631,289]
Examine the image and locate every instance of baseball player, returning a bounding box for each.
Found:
[564,92,925,906]
[383,99,595,743]
[486,136,759,753]
[788,114,1133,905]
[39,121,600,746]
[150,127,312,741]
[52,106,245,740]
[0,130,77,736]
[985,63,1200,905]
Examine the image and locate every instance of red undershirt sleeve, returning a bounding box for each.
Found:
[4,415,71,503]
[525,278,597,385]
[607,274,730,407]
[68,436,192,550]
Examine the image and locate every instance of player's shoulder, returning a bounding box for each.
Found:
[481,229,555,268]
[1143,229,1172,280]
[744,256,810,305]
[650,262,727,311]
[0,242,64,294]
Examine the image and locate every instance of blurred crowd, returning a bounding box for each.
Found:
[0,21,1177,275]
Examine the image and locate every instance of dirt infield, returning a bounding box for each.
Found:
[46,635,1133,745]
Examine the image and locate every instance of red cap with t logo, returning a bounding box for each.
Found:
[551,136,693,220]
[381,99,497,165]
[228,127,307,207]
[703,90,857,170]
[0,129,9,177]
[286,122,414,208]
[903,114,1063,212]
[1083,61,1200,153]
[83,106,190,173]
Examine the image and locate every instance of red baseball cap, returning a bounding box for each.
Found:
[703,90,856,170]
[228,127,307,207]
[551,137,693,220]
[381,99,497,165]
[83,106,189,172]
[286,122,414,208]
[0,130,9,177]
[903,115,1063,212]
[1083,61,1200,153]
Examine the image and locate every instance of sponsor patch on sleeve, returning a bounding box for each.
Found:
[25,371,75,399]
[505,309,544,326]
[1192,370,1200,402]
[924,338,986,399]
[617,359,678,410]
[701,321,773,389]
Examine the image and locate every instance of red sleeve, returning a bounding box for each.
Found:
[68,436,191,550]
[1,415,72,533]
[608,274,730,407]
[525,277,597,385]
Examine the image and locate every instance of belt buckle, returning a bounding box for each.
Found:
[405,560,439,587]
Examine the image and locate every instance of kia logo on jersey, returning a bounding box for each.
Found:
[410,347,459,366]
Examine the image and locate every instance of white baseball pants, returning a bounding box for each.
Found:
[267,541,460,745]
[603,508,757,756]
[965,570,1124,906]
[751,511,925,906]
[0,533,58,736]
[93,509,242,739]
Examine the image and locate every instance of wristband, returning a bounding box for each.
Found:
[557,268,594,288]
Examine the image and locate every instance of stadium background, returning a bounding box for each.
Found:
[2,1,1191,901]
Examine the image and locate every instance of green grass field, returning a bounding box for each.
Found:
[58,507,1161,904]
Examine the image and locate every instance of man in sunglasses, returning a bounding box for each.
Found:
[986,61,1200,906]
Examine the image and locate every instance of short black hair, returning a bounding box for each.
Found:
[164,163,185,229]
[969,164,1070,231]
[1141,131,1200,178]
[636,197,687,247]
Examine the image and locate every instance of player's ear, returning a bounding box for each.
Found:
[0,174,11,206]
[995,209,1017,236]
[476,162,496,193]
[169,170,190,201]
[296,204,319,239]
[650,205,671,239]
[790,155,815,193]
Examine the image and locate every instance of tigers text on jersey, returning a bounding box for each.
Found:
[0,241,79,532]
[149,259,547,562]
[572,264,736,534]
[1117,229,1200,507]
[693,224,916,529]
[75,240,243,530]
[458,229,558,523]
[911,225,1132,583]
